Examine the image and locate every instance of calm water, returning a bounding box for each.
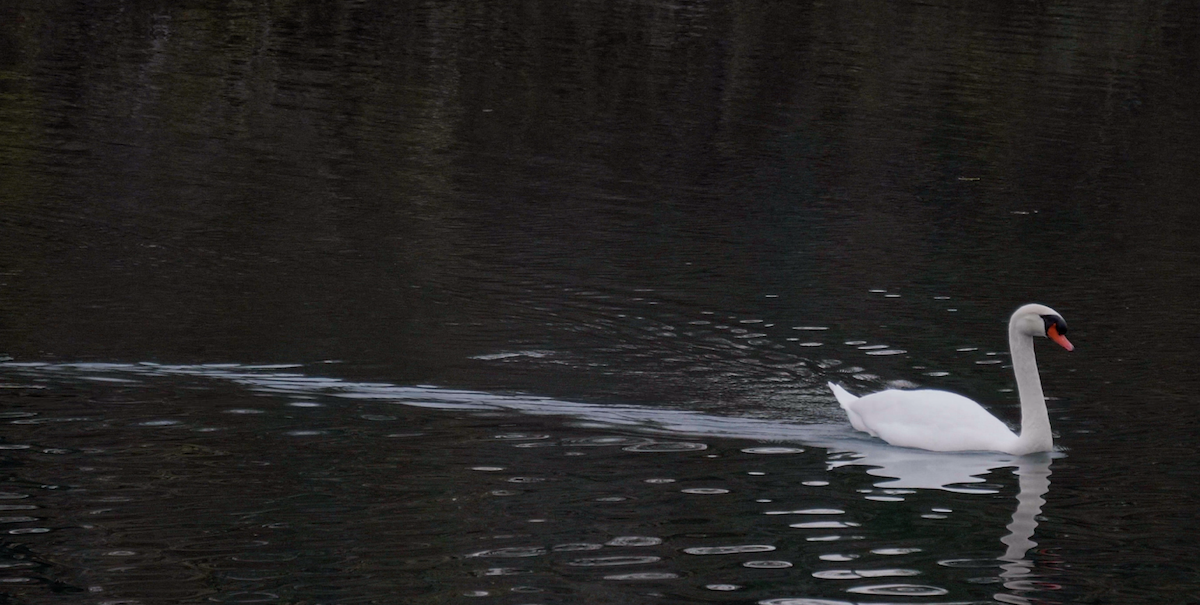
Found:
[2,1,1200,603]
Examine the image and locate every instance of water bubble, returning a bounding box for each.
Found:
[471,466,505,472]
[846,583,947,596]
[223,409,265,414]
[643,478,676,484]
[865,349,906,356]
[683,545,775,555]
[623,442,707,452]
[802,481,830,487]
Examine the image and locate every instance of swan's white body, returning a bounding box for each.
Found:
[829,303,1073,455]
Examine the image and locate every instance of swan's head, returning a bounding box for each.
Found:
[1010,303,1073,351]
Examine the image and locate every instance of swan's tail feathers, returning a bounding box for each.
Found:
[828,382,870,434]
[827,382,858,408]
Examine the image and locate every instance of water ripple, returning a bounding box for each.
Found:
[605,536,662,547]
[765,508,844,516]
[788,521,860,529]
[845,583,948,596]
[743,560,792,569]
[552,543,604,552]
[741,447,805,454]
[566,555,661,567]
[562,436,651,447]
[680,488,729,495]
[706,583,742,591]
[760,599,852,605]
[622,441,708,452]
[466,546,546,558]
[683,545,775,555]
[871,547,922,555]
[603,572,678,580]
[812,568,920,579]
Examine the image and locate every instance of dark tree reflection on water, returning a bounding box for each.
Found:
[0,1,1199,604]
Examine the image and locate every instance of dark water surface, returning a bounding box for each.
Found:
[2,1,1200,603]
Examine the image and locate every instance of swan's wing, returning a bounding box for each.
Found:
[846,389,1018,452]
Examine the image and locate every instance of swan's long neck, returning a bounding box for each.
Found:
[1008,323,1052,454]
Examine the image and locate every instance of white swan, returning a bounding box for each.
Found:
[828,303,1073,455]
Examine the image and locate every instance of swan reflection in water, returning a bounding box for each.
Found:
[819,433,1059,605]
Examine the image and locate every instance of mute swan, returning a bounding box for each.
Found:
[828,303,1073,455]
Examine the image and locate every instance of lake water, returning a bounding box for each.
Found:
[2,1,1200,603]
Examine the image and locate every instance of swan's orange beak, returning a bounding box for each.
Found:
[1048,324,1074,351]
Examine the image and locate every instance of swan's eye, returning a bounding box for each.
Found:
[1041,314,1067,336]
